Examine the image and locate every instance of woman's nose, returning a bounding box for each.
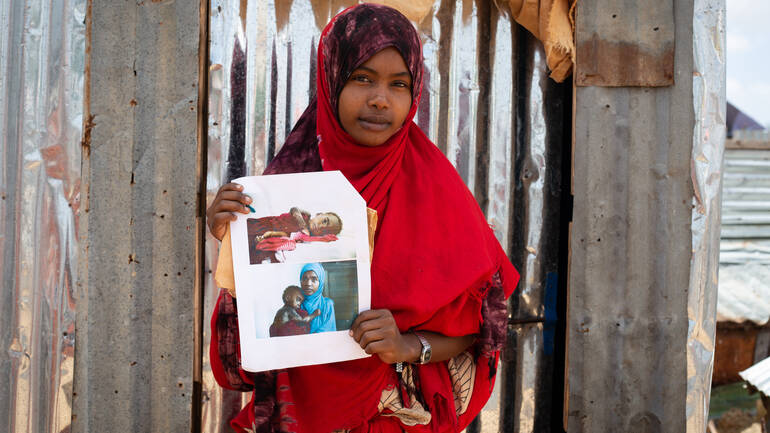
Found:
[368,90,389,110]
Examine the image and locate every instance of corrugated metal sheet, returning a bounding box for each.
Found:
[71,1,199,432]
[203,1,571,432]
[499,29,571,433]
[739,356,770,397]
[687,1,726,431]
[567,0,724,431]
[0,0,85,431]
[717,147,770,326]
[720,149,770,239]
[574,0,675,87]
[733,129,770,142]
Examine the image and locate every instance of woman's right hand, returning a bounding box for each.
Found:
[206,183,252,241]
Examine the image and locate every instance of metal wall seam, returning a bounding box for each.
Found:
[687,0,726,430]
[0,0,85,431]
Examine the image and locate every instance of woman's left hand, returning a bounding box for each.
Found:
[349,309,418,365]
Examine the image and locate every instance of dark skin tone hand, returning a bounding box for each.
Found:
[349,309,476,365]
[206,183,252,241]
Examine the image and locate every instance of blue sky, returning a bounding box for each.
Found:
[727,0,770,128]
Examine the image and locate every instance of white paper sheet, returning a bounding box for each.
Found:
[230,171,371,372]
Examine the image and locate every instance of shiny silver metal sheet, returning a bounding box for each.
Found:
[499,323,553,433]
[0,0,85,432]
[716,262,770,325]
[203,1,550,432]
[497,27,570,433]
[739,356,770,397]
[688,0,726,430]
[204,0,254,431]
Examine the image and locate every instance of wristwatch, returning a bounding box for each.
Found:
[413,331,432,364]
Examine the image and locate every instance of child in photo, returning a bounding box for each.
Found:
[247,207,343,264]
[268,285,320,337]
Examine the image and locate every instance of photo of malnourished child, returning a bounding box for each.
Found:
[247,207,344,264]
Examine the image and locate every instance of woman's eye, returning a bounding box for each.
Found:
[352,75,370,83]
[393,81,409,88]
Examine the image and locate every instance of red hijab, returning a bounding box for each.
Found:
[261,4,518,432]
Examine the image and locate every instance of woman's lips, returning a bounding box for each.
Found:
[358,116,390,131]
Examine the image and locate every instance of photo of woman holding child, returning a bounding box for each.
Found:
[298,263,336,333]
[268,263,337,337]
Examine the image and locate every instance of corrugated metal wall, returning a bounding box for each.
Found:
[0,0,85,431]
[717,144,770,325]
[203,1,571,431]
[71,1,201,432]
[721,147,770,241]
[567,0,724,431]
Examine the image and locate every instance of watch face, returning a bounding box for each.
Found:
[422,347,432,363]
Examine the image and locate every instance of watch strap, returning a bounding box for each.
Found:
[412,331,431,364]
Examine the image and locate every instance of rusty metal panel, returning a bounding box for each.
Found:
[568,0,724,432]
[71,1,199,432]
[575,0,675,87]
[713,325,758,386]
[0,0,85,431]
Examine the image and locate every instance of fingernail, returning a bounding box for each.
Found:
[348,330,353,336]
[244,196,252,203]
[237,184,244,190]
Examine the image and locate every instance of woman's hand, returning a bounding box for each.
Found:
[349,309,419,365]
[206,183,252,241]
[351,310,478,366]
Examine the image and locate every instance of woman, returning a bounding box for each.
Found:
[299,263,336,333]
[207,4,519,432]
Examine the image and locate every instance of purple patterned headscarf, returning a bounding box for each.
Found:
[264,3,423,175]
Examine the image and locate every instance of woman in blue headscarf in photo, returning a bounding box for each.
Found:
[299,263,336,333]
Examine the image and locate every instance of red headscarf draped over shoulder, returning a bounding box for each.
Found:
[250,4,518,432]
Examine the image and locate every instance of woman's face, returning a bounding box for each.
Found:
[301,270,320,296]
[337,47,412,147]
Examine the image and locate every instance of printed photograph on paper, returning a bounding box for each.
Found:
[228,172,371,372]
[246,207,347,265]
[244,260,359,338]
